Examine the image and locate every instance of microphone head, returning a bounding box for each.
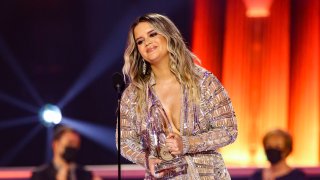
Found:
[112,72,125,92]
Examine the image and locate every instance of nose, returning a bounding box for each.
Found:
[145,38,152,46]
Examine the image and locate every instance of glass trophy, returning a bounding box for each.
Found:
[150,106,187,175]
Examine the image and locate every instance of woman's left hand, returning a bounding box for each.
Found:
[165,133,183,155]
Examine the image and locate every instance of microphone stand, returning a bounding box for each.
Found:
[116,84,121,180]
[112,72,124,180]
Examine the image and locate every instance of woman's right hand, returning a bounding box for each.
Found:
[148,157,164,178]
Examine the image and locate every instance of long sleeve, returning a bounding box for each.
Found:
[184,72,238,153]
[116,85,147,167]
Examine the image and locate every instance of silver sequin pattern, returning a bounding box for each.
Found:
[117,65,238,179]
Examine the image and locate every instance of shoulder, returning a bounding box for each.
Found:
[121,84,137,102]
[31,163,54,179]
[194,65,223,95]
[252,169,263,177]
[194,64,214,79]
[250,169,263,180]
[194,65,220,85]
[289,168,306,177]
[76,165,93,179]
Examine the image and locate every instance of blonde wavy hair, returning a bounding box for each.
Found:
[123,13,201,113]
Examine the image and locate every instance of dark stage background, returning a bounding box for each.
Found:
[1,1,319,175]
[0,0,194,167]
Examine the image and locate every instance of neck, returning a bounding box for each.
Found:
[53,154,67,167]
[270,159,290,172]
[267,159,292,179]
[151,58,175,82]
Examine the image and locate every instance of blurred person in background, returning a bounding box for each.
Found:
[31,125,100,180]
[250,129,306,180]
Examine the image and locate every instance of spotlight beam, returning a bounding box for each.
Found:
[57,53,121,109]
[0,116,38,129]
[58,0,183,109]
[0,91,39,113]
[0,36,43,106]
[0,125,42,166]
[57,13,135,109]
[61,117,116,152]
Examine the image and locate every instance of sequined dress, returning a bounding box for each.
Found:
[117,66,238,179]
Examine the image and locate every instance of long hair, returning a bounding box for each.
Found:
[123,13,201,113]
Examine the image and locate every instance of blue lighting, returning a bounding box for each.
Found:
[0,36,43,106]
[39,104,62,126]
[62,117,116,152]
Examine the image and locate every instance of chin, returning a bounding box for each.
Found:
[146,57,159,63]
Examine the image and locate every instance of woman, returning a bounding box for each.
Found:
[250,129,306,180]
[117,13,238,179]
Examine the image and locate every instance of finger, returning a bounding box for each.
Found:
[170,146,179,151]
[170,150,182,155]
[165,139,175,145]
[154,159,162,164]
[149,158,161,171]
[149,159,160,178]
[166,142,179,148]
[166,136,179,143]
[151,159,164,178]
[170,146,182,153]
[166,133,176,139]
[166,146,176,152]
[166,143,178,150]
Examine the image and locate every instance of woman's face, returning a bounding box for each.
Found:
[133,22,169,66]
[264,134,288,164]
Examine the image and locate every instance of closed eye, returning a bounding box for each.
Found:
[135,31,158,46]
[136,40,143,45]
[149,32,158,38]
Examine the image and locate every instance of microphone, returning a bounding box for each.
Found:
[112,72,125,95]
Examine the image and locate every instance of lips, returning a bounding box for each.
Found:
[146,46,157,53]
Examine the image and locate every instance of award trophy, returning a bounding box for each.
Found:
[150,106,187,175]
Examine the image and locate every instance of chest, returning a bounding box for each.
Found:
[153,82,182,132]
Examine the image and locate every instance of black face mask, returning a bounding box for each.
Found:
[62,147,79,163]
[265,148,283,165]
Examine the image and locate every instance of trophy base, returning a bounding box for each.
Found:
[154,157,188,174]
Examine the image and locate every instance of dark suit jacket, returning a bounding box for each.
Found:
[30,162,92,180]
[249,168,306,180]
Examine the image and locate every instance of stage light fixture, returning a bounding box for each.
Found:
[39,104,62,126]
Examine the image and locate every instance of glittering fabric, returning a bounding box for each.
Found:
[116,66,238,179]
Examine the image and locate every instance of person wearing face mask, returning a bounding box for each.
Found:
[250,129,306,180]
[31,125,99,180]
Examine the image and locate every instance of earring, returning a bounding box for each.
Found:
[142,59,146,75]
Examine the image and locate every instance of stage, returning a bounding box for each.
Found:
[0,164,319,180]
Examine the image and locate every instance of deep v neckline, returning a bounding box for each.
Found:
[149,86,183,135]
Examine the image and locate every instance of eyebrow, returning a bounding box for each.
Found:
[135,29,156,41]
